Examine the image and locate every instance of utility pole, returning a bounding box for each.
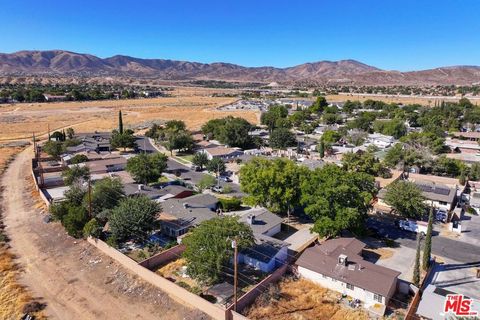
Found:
[88,179,92,219]
[232,238,238,312]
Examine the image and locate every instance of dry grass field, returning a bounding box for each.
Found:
[245,278,369,320]
[326,93,474,106]
[0,247,47,320]
[0,87,258,141]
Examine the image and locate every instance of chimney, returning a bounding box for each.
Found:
[183,203,190,209]
[338,254,348,266]
[138,184,144,191]
[247,214,255,225]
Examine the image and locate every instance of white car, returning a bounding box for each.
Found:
[397,220,428,235]
[211,185,223,193]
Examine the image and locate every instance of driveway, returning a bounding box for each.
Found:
[367,217,480,264]
[459,213,480,246]
[362,238,416,282]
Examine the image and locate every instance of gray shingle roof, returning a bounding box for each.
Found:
[296,238,400,296]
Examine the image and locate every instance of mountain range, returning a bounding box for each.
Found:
[0,50,479,86]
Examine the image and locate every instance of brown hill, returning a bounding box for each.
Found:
[0,50,479,85]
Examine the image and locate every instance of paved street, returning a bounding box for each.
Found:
[459,213,480,246]
[367,217,480,264]
[141,136,245,197]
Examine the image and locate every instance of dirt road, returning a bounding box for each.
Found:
[1,147,206,320]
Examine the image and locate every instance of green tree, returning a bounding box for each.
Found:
[83,218,102,238]
[216,117,253,148]
[42,140,65,159]
[165,120,187,132]
[218,198,242,212]
[182,216,254,284]
[269,128,297,149]
[110,131,136,151]
[66,127,75,139]
[63,206,89,238]
[201,117,253,148]
[384,181,426,218]
[88,177,125,218]
[342,151,390,178]
[197,175,217,192]
[373,119,407,139]
[422,206,434,271]
[261,105,289,132]
[126,153,168,184]
[240,158,307,219]
[321,130,341,145]
[300,164,376,237]
[163,130,194,155]
[109,196,160,243]
[309,96,328,114]
[206,157,226,177]
[70,154,89,164]
[51,131,66,141]
[192,152,209,170]
[62,165,90,185]
[318,140,325,158]
[118,110,124,134]
[413,234,421,287]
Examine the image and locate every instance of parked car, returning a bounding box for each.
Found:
[397,220,428,235]
[435,209,448,223]
[220,176,232,182]
[211,185,223,193]
[191,165,202,172]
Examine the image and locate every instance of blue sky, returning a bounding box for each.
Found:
[1,0,479,71]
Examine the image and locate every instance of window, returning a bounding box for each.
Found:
[374,293,383,303]
[346,283,354,290]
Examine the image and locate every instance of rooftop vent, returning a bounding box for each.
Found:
[246,214,256,225]
[338,254,348,266]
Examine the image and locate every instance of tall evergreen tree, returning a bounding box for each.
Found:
[318,140,325,158]
[118,110,124,134]
[422,206,434,271]
[413,234,422,287]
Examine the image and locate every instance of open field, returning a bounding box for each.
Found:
[327,93,480,106]
[0,87,258,141]
[245,277,369,320]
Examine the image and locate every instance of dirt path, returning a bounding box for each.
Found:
[1,147,206,320]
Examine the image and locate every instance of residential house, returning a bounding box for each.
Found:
[451,131,480,141]
[83,157,127,174]
[239,234,288,273]
[367,133,395,149]
[296,238,400,313]
[159,194,219,237]
[201,146,244,161]
[228,208,288,272]
[123,184,193,202]
[67,132,112,153]
[376,173,463,213]
[43,94,67,102]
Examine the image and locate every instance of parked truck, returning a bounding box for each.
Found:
[397,220,428,235]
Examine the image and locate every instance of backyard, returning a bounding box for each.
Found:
[244,277,370,320]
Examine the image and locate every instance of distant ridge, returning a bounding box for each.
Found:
[0,50,479,85]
